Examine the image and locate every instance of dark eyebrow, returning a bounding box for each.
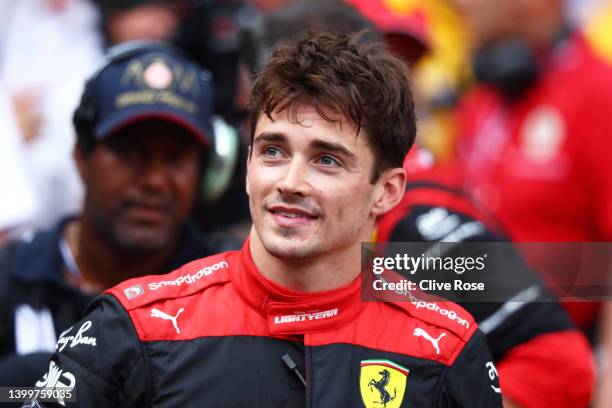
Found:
[252,132,356,159]
[253,132,286,144]
[311,138,356,159]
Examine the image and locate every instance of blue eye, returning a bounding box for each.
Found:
[318,155,340,166]
[264,146,281,157]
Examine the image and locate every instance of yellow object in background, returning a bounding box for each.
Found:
[584,2,612,64]
[412,0,473,161]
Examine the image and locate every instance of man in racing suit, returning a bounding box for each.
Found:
[376,161,594,407]
[28,31,501,407]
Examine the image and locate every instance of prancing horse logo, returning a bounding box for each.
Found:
[369,369,396,407]
[360,360,408,408]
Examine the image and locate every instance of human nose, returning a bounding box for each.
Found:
[139,154,170,191]
[277,158,311,197]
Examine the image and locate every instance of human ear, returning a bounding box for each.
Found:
[370,167,406,217]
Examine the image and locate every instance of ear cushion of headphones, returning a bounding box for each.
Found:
[473,39,540,100]
[201,116,240,205]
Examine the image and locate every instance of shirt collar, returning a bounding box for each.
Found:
[232,238,365,335]
[11,216,74,285]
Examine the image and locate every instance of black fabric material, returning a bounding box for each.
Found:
[29,295,500,407]
[0,216,240,362]
[387,199,574,362]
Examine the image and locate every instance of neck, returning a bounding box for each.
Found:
[66,217,179,292]
[248,227,371,292]
[522,6,566,50]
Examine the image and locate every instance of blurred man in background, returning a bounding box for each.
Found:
[95,0,183,45]
[95,0,257,237]
[0,42,238,386]
[0,0,103,239]
[376,155,595,408]
[452,0,612,406]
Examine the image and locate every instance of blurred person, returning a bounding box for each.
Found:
[173,0,259,235]
[348,0,473,161]
[346,0,431,64]
[0,0,103,236]
[0,42,238,384]
[453,0,612,321]
[97,0,258,237]
[247,0,382,72]
[376,153,595,408]
[95,0,184,46]
[0,81,39,245]
[26,31,501,407]
[452,0,612,406]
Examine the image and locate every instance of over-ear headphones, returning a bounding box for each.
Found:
[472,26,573,100]
[473,38,539,100]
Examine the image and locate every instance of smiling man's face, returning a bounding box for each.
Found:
[246,105,383,261]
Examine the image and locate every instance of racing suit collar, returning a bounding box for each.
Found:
[233,238,365,335]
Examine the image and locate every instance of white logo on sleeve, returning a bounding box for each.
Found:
[56,321,97,352]
[35,361,76,406]
[150,308,184,333]
[416,207,460,240]
[413,327,446,354]
[486,361,501,393]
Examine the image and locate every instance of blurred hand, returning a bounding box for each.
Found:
[12,89,43,143]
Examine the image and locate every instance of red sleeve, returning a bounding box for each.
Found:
[497,331,595,408]
[576,61,612,241]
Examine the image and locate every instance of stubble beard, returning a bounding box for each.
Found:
[91,208,177,254]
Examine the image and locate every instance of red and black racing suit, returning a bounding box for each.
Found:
[376,167,595,407]
[31,240,501,407]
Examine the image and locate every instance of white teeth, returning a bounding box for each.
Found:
[274,211,306,218]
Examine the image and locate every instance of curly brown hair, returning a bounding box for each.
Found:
[247,30,416,182]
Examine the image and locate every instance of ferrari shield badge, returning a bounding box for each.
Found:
[360,359,408,408]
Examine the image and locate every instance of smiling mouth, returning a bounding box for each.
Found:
[270,209,317,219]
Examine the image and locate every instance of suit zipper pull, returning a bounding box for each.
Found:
[281,353,306,387]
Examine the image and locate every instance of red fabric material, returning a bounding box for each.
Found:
[497,331,595,408]
[108,239,478,365]
[457,35,612,243]
[456,34,612,326]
